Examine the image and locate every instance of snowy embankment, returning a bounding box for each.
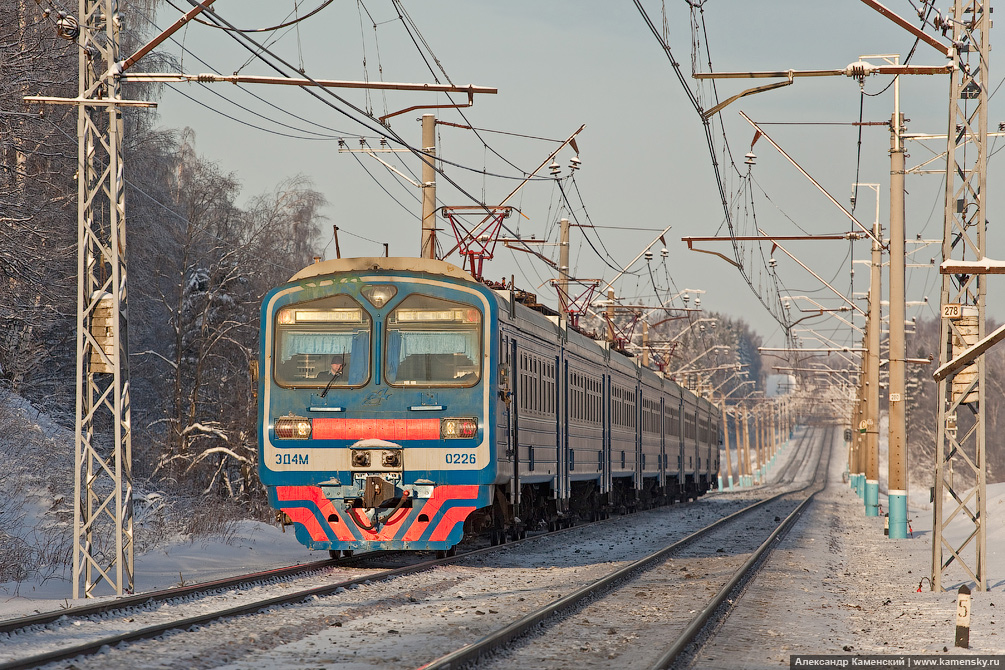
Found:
[0,393,316,619]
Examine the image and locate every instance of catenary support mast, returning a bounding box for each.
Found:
[74,0,133,598]
[932,0,990,591]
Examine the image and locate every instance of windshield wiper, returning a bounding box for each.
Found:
[320,367,342,399]
[320,350,346,399]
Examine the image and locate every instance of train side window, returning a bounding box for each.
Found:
[533,357,539,413]
[522,363,530,411]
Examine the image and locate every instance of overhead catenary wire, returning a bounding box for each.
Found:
[167,0,575,273]
[173,0,337,33]
[163,0,551,187]
[633,0,788,330]
[136,1,612,290]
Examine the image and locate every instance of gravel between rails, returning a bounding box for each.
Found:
[13,496,766,670]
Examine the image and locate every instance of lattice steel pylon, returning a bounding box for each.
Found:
[932,0,990,592]
[73,0,133,597]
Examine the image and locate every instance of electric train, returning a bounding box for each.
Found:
[258,256,719,556]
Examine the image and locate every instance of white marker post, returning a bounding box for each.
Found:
[955,584,971,648]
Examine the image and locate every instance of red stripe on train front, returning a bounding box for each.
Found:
[311,418,440,440]
[275,484,480,542]
[401,484,479,542]
[276,485,355,541]
[428,506,476,541]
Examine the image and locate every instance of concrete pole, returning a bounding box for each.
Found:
[721,399,733,489]
[761,405,770,482]
[762,406,770,479]
[888,108,908,538]
[742,404,752,486]
[759,405,767,480]
[865,213,882,516]
[420,114,437,259]
[852,363,866,494]
[606,289,616,343]
[642,322,649,368]
[770,403,777,464]
[559,217,570,320]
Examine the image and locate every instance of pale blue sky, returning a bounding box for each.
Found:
[142,1,1004,349]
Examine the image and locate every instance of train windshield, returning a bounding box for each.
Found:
[273,295,371,387]
[385,294,481,387]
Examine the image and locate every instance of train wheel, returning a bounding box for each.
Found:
[329,549,341,560]
[447,546,456,557]
[342,549,353,557]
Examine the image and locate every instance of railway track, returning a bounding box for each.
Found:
[0,544,495,670]
[0,496,756,669]
[420,425,827,670]
[0,429,819,670]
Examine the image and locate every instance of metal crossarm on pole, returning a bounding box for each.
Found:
[441,206,514,279]
[932,0,990,592]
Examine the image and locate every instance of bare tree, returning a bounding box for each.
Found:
[0,3,78,410]
[130,131,325,498]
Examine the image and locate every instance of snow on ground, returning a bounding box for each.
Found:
[2,390,1005,664]
[0,518,319,620]
[698,428,1005,668]
[0,392,319,619]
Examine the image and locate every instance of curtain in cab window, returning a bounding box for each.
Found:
[385,294,481,386]
[274,294,371,387]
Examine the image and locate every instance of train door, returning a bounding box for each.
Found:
[558,354,567,502]
[635,383,642,489]
[508,337,520,515]
[603,372,611,495]
[659,394,666,489]
[678,397,686,481]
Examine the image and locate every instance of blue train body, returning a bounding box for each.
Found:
[258,257,719,555]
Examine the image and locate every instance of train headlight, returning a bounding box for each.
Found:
[440,418,477,439]
[351,450,371,467]
[275,415,311,439]
[361,284,397,308]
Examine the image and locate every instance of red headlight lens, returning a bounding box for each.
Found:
[275,416,312,439]
[441,418,477,439]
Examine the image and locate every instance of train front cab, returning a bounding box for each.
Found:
[258,258,497,554]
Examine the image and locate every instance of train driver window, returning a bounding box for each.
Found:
[385,294,482,387]
[273,295,371,388]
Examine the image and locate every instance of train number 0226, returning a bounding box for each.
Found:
[445,453,476,465]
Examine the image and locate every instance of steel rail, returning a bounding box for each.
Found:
[771,428,817,485]
[651,427,832,669]
[0,550,454,670]
[417,470,816,670]
[0,499,665,669]
[0,552,405,635]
